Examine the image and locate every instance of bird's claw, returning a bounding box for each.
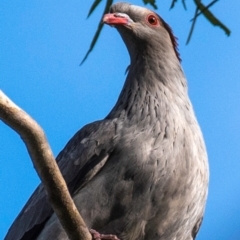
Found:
[90,229,120,240]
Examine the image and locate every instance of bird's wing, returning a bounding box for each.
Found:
[5,119,119,240]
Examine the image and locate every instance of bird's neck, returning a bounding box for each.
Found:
[107,55,191,123]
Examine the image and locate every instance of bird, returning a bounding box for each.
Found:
[5,2,209,240]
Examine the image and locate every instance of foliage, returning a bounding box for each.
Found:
[81,0,230,64]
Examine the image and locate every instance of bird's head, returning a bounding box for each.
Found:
[103,2,180,63]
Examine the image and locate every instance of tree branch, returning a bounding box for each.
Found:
[0,90,91,240]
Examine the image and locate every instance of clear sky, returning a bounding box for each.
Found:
[1,1,240,239]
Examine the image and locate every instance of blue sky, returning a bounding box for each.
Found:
[0,1,240,239]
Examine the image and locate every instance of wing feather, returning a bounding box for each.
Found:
[5,119,119,240]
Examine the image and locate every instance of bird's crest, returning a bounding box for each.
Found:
[158,14,181,62]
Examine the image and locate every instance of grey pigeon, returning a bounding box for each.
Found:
[5,2,209,240]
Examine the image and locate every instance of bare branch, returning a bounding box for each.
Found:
[0,90,91,240]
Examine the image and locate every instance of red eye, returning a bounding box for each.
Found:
[147,14,158,25]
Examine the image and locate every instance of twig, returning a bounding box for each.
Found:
[0,90,91,240]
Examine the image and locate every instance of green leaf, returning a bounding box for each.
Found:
[81,0,113,65]
[87,0,103,18]
[142,0,158,9]
[192,0,218,19]
[194,0,231,36]
[83,0,231,63]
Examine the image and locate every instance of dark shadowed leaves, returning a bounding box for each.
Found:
[81,0,113,65]
[194,0,230,36]
[142,0,158,9]
[186,7,199,44]
[170,0,187,10]
[186,0,230,44]
[182,0,187,10]
[82,0,231,63]
[170,0,178,9]
[87,0,103,18]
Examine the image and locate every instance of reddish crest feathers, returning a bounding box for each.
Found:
[157,14,181,62]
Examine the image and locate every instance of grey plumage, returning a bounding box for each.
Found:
[5,2,209,240]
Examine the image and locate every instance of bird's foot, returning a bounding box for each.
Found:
[90,229,120,240]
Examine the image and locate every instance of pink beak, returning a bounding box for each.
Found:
[103,13,129,26]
